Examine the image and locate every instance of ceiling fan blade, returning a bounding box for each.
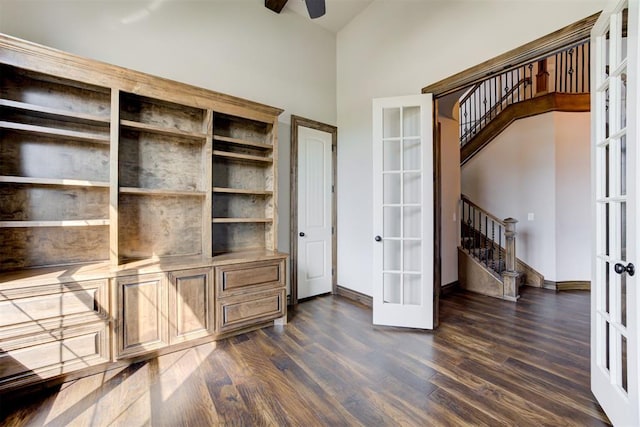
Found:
[305,0,325,19]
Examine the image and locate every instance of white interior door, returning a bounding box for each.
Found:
[591,1,639,425]
[297,126,333,299]
[372,94,434,329]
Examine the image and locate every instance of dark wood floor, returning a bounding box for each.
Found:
[1,287,610,426]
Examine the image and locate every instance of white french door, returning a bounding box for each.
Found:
[591,0,640,424]
[372,94,434,329]
[297,126,333,299]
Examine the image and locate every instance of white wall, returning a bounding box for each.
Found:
[555,113,591,281]
[461,112,591,282]
[462,113,557,281]
[439,116,460,286]
[336,0,606,296]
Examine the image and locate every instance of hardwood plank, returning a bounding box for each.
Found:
[1,288,611,426]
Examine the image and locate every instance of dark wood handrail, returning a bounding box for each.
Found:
[460,77,531,142]
[461,194,505,226]
[458,81,483,106]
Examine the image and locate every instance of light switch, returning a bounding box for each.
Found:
[528,213,535,221]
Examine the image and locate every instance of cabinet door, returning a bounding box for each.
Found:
[168,268,214,344]
[116,273,168,359]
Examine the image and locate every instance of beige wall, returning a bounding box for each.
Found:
[461,112,591,282]
[555,112,591,282]
[336,0,605,295]
[439,116,461,286]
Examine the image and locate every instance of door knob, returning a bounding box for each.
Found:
[375,235,382,242]
[299,232,305,237]
[614,262,635,276]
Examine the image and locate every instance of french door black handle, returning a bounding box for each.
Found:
[299,232,305,237]
[374,235,382,242]
[614,262,635,276]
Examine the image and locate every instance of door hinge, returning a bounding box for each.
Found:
[332,185,335,193]
[332,226,335,234]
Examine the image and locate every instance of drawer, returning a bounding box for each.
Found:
[216,288,285,333]
[0,279,109,339]
[215,258,286,297]
[0,321,110,392]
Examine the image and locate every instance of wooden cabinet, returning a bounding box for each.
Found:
[115,273,168,359]
[212,113,278,254]
[168,268,214,345]
[0,278,111,392]
[0,33,287,393]
[0,279,108,339]
[117,93,212,262]
[215,257,286,334]
[0,66,111,270]
[0,322,110,392]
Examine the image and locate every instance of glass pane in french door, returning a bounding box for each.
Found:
[594,2,629,397]
[381,106,423,306]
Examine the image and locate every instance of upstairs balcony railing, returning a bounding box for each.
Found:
[459,40,590,147]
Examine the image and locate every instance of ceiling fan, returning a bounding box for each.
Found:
[265,0,326,19]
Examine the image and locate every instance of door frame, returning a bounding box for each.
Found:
[290,115,338,305]
[421,12,599,326]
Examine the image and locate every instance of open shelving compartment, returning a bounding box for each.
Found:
[212,112,277,255]
[117,92,212,262]
[0,65,112,270]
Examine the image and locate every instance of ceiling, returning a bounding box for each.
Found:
[282,0,373,34]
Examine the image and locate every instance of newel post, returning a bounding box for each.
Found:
[502,218,520,301]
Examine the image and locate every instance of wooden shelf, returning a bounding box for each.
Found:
[212,218,273,223]
[120,119,207,140]
[0,121,110,144]
[0,99,110,124]
[120,187,207,197]
[0,219,109,228]
[213,150,273,163]
[0,176,110,187]
[213,135,272,150]
[213,187,273,196]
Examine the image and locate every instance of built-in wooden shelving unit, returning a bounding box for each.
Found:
[0,33,286,395]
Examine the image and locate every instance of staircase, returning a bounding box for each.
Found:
[458,195,543,301]
[459,40,590,164]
